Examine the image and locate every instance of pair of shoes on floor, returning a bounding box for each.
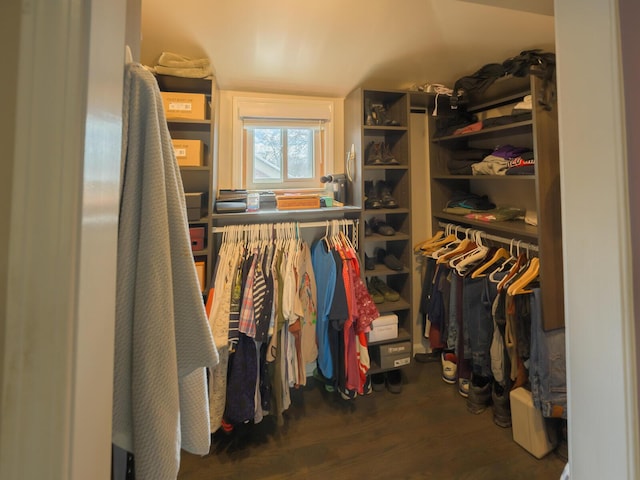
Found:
[371,372,386,392]
[467,375,492,414]
[386,369,403,394]
[441,351,457,384]
[369,276,400,302]
[376,248,403,271]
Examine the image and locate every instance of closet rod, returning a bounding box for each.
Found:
[438,221,539,253]
[211,219,358,233]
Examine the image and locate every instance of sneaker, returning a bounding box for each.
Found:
[441,351,457,384]
[364,221,373,237]
[364,181,382,209]
[458,378,470,398]
[364,253,375,270]
[467,376,492,414]
[367,280,384,304]
[371,372,386,392]
[491,383,512,428]
[370,277,400,302]
[362,375,373,395]
[386,369,403,394]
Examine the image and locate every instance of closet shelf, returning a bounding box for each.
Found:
[212,206,362,225]
[364,165,409,171]
[364,265,410,277]
[368,327,411,348]
[363,207,410,216]
[364,232,411,242]
[376,298,410,314]
[180,166,210,172]
[166,118,211,126]
[432,174,534,181]
[466,89,531,113]
[363,125,408,133]
[434,214,537,239]
[432,120,532,143]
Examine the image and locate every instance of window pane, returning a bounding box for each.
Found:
[287,128,314,179]
[253,128,283,182]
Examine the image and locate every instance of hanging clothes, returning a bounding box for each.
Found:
[113,63,219,480]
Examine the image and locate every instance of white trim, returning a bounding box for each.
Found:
[230,93,337,189]
[1,1,125,479]
[555,0,639,477]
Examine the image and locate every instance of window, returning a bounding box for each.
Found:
[232,95,335,191]
[244,120,323,189]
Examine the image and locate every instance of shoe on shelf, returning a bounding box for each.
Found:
[370,277,400,302]
[377,180,399,208]
[441,351,457,384]
[364,180,382,209]
[386,369,403,394]
[364,221,373,237]
[367,279,384,304]
[458,378,470,398]
[381,143,400,164]
[467,375,492,414]
[371,372,386,392]
[364,253,375,270]
[491,383,512,428]
[365,141,384,165]
[370,218,395,236]
[383,253,404,271]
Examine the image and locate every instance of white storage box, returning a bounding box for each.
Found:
[510,387,555,459]
[368,313,398,342]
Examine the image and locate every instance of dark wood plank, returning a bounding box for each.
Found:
[178,361,567,479]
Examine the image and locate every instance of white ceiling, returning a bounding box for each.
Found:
[140,0,555,97]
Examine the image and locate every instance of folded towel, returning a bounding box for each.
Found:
[158,52,211,69]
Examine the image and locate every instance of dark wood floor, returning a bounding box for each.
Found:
[178,360,567,480]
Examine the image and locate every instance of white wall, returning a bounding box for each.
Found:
[0,1,126,479]
[216,90,344,190]
[555,0,639,477]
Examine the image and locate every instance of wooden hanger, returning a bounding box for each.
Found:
[471,247,509,278]
[414,230,445,253]
[507,257,540,295]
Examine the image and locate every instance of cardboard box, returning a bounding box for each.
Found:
[185,192,206,221]
[379,351,411,369]
[367,313,398,342]
[161,92,207,120]
[510,387,555,458]
[379,341,411,357]
[194,261,206,292]
[172,139,203,166]
[189,227,205,251]
[377,340,412,369]
[276,194,320,210]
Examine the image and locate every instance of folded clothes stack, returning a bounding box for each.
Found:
[153,52,214,79]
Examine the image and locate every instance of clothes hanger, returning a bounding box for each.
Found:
[507,257,540,295]
[437,228,473,264]
[489,239,517,283]
[431,226,463,259]
[453,230,490,274]
[471,246,509,278]
[414,230,445,253]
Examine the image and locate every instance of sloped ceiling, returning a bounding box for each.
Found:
[140,0,555,97]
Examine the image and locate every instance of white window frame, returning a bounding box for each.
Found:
[244,119,324,190]
[232,95,334,192]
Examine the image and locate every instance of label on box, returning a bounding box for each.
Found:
[380,341,411,356]
[393,356,411,368]
[168,101,193,112]
[174,147,187,157]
